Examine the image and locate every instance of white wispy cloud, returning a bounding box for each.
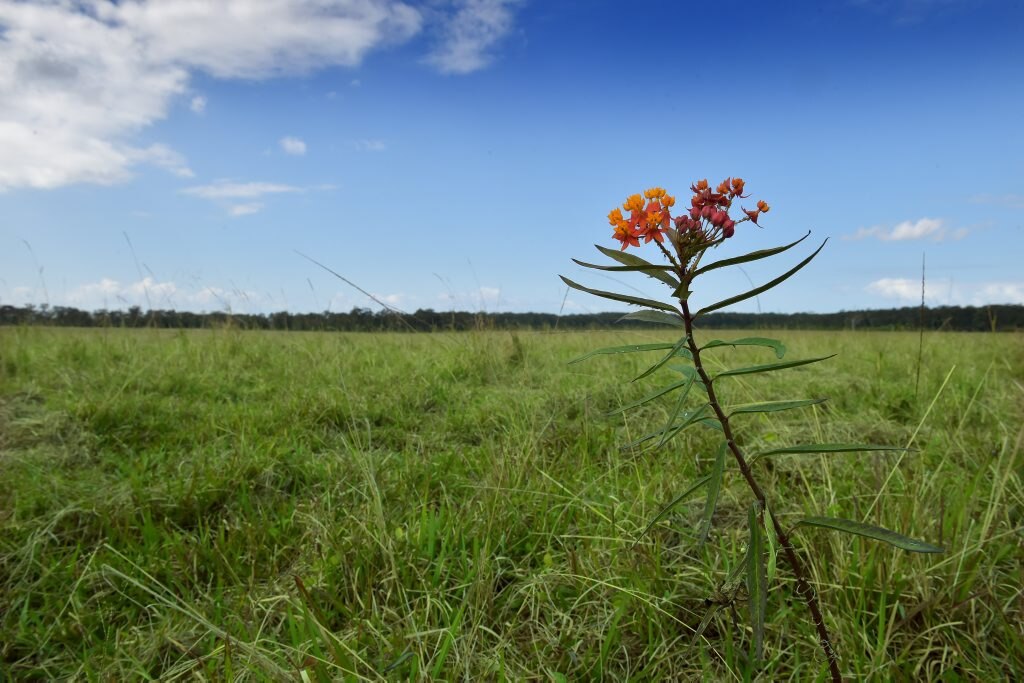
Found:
[0,0,422,190]
[182,180,301,200]
[845,217,966,242]
[189,95,206,114]
[229,203,263,217]
[424,0,520,74]
[280,136,307,155]
[866,278,1024,305]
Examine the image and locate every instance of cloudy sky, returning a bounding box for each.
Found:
[2,0,1022,315]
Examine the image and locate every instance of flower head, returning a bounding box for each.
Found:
[612,222,641,250]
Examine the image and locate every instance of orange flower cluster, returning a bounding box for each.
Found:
[608,187,676,250]
[609,177,769,249]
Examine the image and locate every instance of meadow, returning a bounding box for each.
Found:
[1,325,1021,680]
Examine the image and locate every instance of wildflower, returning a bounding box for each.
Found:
[612,222,641,250]
[663,194,676,209]
[691,179,709,193]
[757,200,770,213]
[716,179,731,195]
[644,187,666,200]
[730,177,747,197]
[608,207,624,226]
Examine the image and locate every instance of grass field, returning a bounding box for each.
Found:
[1,325,1021,680]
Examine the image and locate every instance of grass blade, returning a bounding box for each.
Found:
[697,443,728,549]
[750,443,908,465]
[713,355,835,381]
[633,474,712,545]
[693,231,811,277]
[606,372,694,416]
[795,516,944,553]
[560,276,679,313]
[695,239,827,317]
[747,503,767,662]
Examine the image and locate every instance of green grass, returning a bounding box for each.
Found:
[1,325,1021,680]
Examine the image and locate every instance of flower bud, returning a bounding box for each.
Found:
[723,222,735,238]
[701,205,715,219]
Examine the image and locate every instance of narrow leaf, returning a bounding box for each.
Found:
[633,474,712,545]
[691,605,722,645]
[606,374,694,416]
[713,355,835,381]
[655,370,697,448]
[747,503,767,662]
[618,310,685,328]
[621,404,710,451]
[697,443,728,548]
[632,336,692,382]
[560,275,679,313]
[695,239,827,317]
[700,337,786,359]
[762,507,778,585]
[795,517,944,553]
[594,244,681,288]
[693,231,810,277]
[568,342,675,365]
[728,398,826,417]
[750,443,908,465]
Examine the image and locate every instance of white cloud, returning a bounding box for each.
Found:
[424,0,520,74]
[280,136,307,155]
[0,0,422,190]
[352,138,387,151]
[229,203,263,217]
[182,180,300,200]
[846,217,963,242]
[189,95,206,113]
[866,278,1024,306]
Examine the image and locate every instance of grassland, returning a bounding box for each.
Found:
[1,325,1021,681]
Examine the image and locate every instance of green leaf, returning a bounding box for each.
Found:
[593,245,682,288]
[700,337,786,359]
[693,231,811,277]
[621,404,711,451]
[560,276,679,313]
[713,355,835,381]
[762,507,778,585]
[728,398,826,417]
[695,239,827,317]
[606,373,694,416]
[697,443,727,549]
[656,369,697,448]
[750,443,908,465]
[691,605,722,646]
[633,474,712,546]
[568,342,676,365]
[632,336,693,382]
[795,517,944,553]
[618,310,685,328]
[748,503,767,662]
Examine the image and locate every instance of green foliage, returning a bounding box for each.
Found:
[565,209,947,680]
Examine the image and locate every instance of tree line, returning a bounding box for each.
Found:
[1,303,1021,332]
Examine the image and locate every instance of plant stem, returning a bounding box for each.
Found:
[679,299,843,683]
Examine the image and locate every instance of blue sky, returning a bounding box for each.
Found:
[2,0,1023,315]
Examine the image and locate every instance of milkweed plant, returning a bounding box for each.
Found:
[561,178,943,681]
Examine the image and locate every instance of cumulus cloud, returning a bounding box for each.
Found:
[866,278,1024,305]
[424,0,520,74]
[846,217,966,242]
[0,0,422,191]
[280,136,307,155]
